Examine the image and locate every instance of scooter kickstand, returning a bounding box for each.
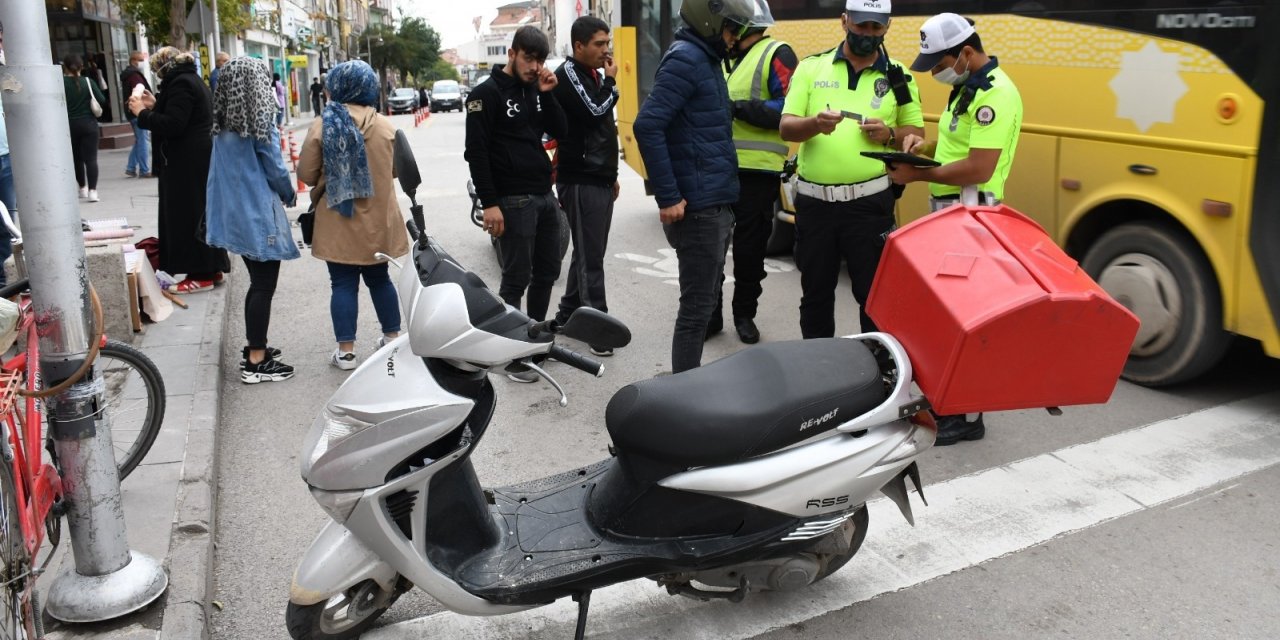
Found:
[573,591,592,640]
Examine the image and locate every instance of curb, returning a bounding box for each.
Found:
[159,283,229,640]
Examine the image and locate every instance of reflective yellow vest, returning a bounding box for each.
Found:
[727,37,789,172]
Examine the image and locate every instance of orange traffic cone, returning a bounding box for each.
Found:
[296,174,308,193]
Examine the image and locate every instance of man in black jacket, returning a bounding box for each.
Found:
[465,26,568,380]
[551,16,620,356]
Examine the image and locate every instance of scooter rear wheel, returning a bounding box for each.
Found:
[810,505,870,584]
[285,578,407,640]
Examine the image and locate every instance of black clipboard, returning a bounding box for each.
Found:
[860,151,940,168]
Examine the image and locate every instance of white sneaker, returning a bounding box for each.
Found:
[87,189,100,203]
[78,186,89,199]
[377,335,394,349]
[330,348,357,371]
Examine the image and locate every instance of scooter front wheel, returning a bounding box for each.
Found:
[286,578,407,640]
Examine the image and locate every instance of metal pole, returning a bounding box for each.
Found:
[0,0,167,623]
[278,0,290,124]
[211,0,222,59]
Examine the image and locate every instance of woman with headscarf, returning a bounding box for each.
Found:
[298,60,408,371]
[62,54,106,202]
[206,57,298,384]
[128,46,230,294]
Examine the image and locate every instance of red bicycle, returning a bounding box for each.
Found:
[0,273,166,636]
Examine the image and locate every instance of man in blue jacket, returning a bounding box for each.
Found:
[635,0,757,374]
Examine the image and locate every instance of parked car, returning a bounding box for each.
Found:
[430,80,463,112]
[388,87,418,114]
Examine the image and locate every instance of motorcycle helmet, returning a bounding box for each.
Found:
[680,0,758,41]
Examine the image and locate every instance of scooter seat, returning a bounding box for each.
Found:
[605,338,885,467]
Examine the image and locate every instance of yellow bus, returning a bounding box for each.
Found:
[614,0,1280,387]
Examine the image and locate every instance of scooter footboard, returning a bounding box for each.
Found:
[290,519,400,606]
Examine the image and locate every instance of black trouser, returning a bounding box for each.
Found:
[496,193,564,321]
[312,96,322,115]
[716,170,779,322]
[555,182,614,323]
[794,189,896,338]
[663,206,733,373]
[69,116,100,189]
[242,256,281,350]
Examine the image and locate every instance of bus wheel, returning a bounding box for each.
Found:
[1082,222,1231,386]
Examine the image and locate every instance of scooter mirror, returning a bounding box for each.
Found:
[393,130,422,197]
[559,307,632,349]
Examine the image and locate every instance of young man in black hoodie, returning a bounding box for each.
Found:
[551,16,621,356]
[465,26,568,380]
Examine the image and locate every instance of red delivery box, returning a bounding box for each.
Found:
[866,204,1140,415]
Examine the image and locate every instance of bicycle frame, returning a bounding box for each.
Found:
[1,294,65,564]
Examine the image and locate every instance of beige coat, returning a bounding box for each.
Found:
[299,104,410,265]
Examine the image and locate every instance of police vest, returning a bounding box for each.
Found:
[932,64,1023,200]
[727,37,789,172]
[782,48,923,185]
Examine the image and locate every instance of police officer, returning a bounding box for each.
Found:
[780,0,924,338]
[716,0,797,344]
[889,13,1022,212]
[888,13,1024,445]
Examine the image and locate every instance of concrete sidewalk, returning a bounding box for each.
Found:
[32,117,316,639]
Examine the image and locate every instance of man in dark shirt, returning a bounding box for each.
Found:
[551,16,621,356]
[464,26,568,381]
[310,77,324,115]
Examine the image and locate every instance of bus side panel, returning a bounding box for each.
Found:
[1233,158,1280,357]
[614,27,648,181]
[1057,138,1247,331]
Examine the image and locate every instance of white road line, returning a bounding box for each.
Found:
[366,391,1280,640]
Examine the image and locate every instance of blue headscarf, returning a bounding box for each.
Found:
[321,61,380,217]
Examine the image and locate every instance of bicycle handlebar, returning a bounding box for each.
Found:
[0,279,30,300]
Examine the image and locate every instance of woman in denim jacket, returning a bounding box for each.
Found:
[205,57,299,384]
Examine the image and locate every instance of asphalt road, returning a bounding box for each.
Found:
[211,110,1280,639]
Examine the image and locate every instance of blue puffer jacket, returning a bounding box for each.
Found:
[635,29,739,210]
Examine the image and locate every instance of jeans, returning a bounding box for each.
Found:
[555,183,614,323]
[126,118,150,175]
[326,261,401,343]
[716,171,779,322]
[793,189,896,337]
[0,154,14,287]
[662,206,732,373]
[242,257,281,350]
[496,193,564,321]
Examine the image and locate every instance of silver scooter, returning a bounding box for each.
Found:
[286,137,936,640]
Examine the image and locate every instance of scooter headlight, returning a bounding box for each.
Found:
[309,486,364,523]
[305,410,374,470]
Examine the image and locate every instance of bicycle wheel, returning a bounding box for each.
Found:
[0,452,32,638]
[96,340,165,480]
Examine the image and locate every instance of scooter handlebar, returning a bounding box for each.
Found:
[548,345,603,378]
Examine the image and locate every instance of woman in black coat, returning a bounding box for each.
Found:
[128,46,229,293]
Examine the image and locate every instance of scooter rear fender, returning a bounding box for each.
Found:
[290,519,399,606]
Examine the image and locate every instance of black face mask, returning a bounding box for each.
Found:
[846,31,883,57]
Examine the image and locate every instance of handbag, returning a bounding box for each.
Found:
[297,204,316,247]
[84,78,103,118]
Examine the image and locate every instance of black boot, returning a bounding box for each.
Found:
[934,413,985,446]
[734,318,760,344]
[704,315,723,341]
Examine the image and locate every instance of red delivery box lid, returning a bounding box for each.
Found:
[866,204,1140,415]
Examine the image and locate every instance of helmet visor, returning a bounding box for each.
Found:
[717,0,758,38]
[748,0,776,28]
